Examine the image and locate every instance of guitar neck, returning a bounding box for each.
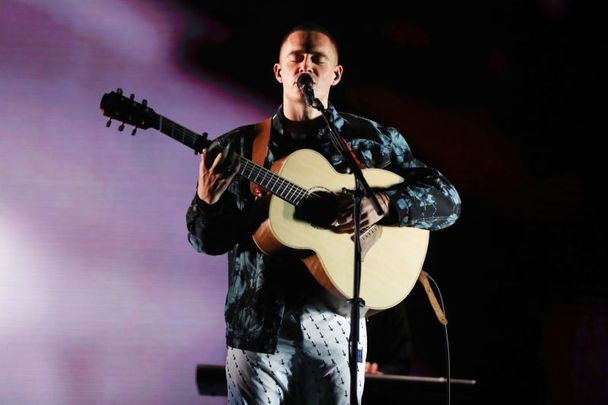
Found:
[154,113,309,205]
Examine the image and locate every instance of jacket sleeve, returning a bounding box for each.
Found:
[186,191,246,255]
[186,127,266,255]
[186,183,269,256]
[380,126,461,230]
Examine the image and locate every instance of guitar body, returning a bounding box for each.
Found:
[253,149,429,311]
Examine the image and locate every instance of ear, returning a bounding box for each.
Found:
[273,63,283,83]
[332,65,344,85]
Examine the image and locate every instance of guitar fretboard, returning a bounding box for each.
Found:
[155,114,309,205]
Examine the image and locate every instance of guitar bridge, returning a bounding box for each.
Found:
[351,225,383,262]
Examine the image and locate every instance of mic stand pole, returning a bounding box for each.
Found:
[310,98,384,405]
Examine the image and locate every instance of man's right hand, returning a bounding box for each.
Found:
[197,148,240,205]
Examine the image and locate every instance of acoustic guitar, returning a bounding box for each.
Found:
[99,89,429,311]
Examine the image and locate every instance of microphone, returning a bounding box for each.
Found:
[296,73,319,109]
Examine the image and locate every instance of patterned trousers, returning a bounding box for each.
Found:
[226,298,367,404]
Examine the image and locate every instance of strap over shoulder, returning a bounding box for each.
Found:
[250,117,272,198]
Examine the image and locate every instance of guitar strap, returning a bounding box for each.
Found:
[250,117,272,198]
[418,271,448,325]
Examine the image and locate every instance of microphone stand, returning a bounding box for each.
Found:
[308,97,384,405]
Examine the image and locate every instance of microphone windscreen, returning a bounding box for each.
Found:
[297,73,313,89]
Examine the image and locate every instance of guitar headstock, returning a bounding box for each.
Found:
[100,88,158,135]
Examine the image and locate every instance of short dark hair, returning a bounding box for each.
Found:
[279,22,339,61]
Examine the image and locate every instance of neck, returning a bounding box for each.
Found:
[282,98,326,121]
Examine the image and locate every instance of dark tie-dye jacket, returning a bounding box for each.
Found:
[186,104,461,353]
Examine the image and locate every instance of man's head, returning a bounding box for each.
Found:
[274,23,343,113]
[278,23,340,63]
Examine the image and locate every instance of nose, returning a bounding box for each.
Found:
[297,54,313,74]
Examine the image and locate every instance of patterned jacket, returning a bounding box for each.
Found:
[186,104,461,353]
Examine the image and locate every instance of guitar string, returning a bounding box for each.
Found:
[239,158,310,205]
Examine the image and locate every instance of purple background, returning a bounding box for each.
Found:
[0,1,273,403]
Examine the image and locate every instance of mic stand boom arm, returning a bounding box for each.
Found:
[310,96,384,405]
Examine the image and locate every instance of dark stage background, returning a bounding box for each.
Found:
[0,1,602,404]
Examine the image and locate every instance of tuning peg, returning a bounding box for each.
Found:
[142,99,147,106]
[131,127,137,136]
[106,118,112,127]
[118,123,125,132]
[130,93,135,100]
[116,88,123,95]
